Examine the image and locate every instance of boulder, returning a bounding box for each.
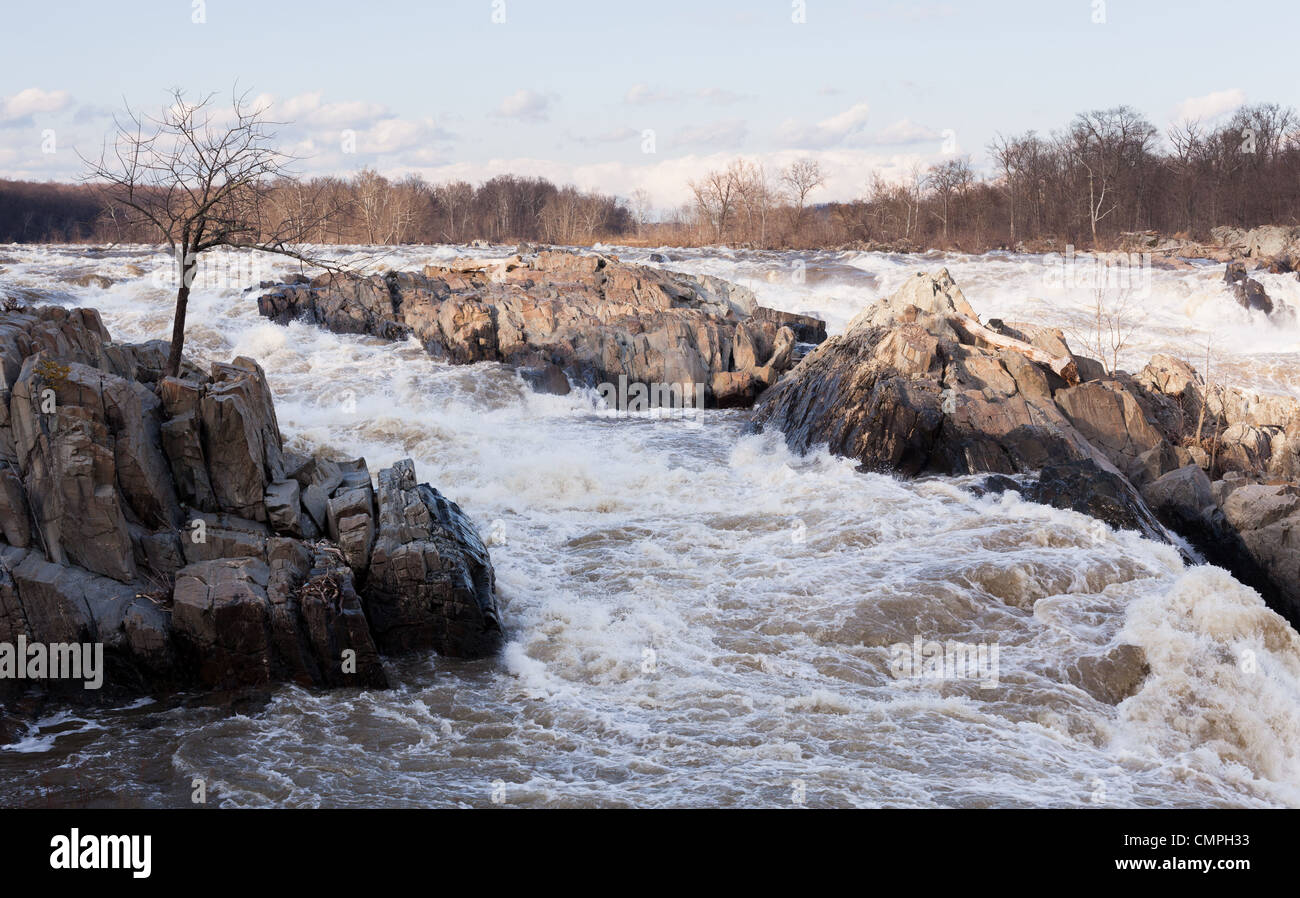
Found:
[172,557,275,688]
[264,479,304,537]
[258,249,825,408]
[0,305,505,698]
[1224,261,1274,315]
[364,460,503,658]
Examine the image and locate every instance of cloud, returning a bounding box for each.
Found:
[260,91,391,129]
[672,119,748,148]
[1,88,73,125]
[778,102,871,148]
[869,118,942,145]
[1172,88,1246,124]
[496,89,553,122]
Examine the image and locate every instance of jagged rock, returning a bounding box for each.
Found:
[751,306,827,344]
[983,460,1169,543]
[257,249,824,408]
[1064,643,1151,705]
[200,358,284,520]
[1054,380,1173,483]
[180,510,269,564]
[752,268,1300,632]
[1225,261,1274,315]
[751,270,1112,477]
[1214,483,1300,624]
[0,306,504,697]
[0,462,30,547]
[265,479,304,537]
[173,557,275,688]
[289,546,387,688]
[364,460,502,658]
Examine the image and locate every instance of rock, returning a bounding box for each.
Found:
[1064,643,1151,705]
[180,511,269,564]
[1215,483,1300,625]
[200,358,284,520]
[264,479,304,537]
[1054,380,1171,483]
[69,273,113,290]
[8,355,140,581]
[987,460,1170,543]
[0,306,505,697]
[1224,261,1274,315]
[364,459,503,658]
[0,462,31,547]
[520,363,571,395]
[300,483,330,531]
[173,557,275,688]
[257,249,824,408]
[751,271,1110,477]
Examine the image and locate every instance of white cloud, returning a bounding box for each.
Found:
[2,88,73,123]
[1172,88,1246,124]
[870,118,942,145]
[778,102,871,148]
[496,89,553,122]
[261,91,391,129]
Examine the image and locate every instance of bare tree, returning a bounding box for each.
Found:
[1065,107,1157,244]
[81,89,341,377]
[780,159,825,240]
[1070,286,1145,375]
[689,166,738,244]
[925,157,972,241]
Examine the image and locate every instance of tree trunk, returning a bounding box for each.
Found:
[165,254,196,378]
[949,314,1080,385]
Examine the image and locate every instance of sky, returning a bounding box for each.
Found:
[2,0,1298,210]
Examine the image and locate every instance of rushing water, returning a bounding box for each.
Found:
[1,243,1298,808]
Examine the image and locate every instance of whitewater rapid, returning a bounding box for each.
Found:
[0,243,1298,808]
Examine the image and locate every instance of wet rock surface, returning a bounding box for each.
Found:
[0,305,503,703]
[752,269,1300,631]
[257,249,826,409]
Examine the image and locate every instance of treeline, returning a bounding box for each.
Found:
[671,103,1300,251]
[0,171,634,245]
[4,102,1300,251]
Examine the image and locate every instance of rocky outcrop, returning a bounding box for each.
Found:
[257,249,825,409]
[0,305,503,703]
[1224,261,1275,315]
[752,269,1300,630]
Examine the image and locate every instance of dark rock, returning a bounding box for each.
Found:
[1225,261,1274,315]
[0,305,505,698]
[364,460,503,658]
